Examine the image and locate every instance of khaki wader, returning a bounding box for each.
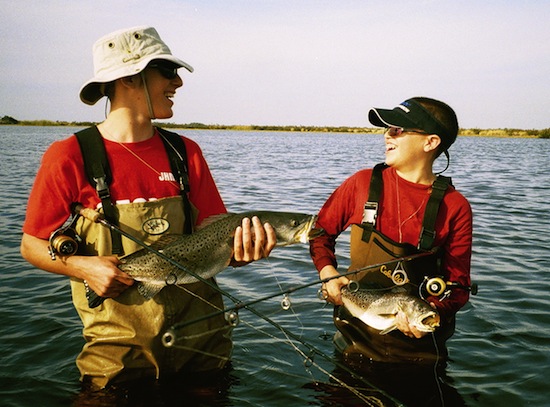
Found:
[71,196,232,388]
[334,224,454,366]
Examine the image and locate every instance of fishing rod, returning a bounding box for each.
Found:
[167,250,438,332]
[73,204,404,405]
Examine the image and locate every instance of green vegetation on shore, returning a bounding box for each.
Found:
[1,115,549,138]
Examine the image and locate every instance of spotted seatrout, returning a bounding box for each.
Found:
[88,211,322,307]
[340,286,440,334]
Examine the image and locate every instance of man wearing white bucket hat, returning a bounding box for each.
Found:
[21,26,276,390]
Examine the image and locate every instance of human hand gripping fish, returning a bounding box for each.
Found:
[231,216,276,265]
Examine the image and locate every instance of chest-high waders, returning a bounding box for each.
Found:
[333,163,455,366]
[70,127,232,388]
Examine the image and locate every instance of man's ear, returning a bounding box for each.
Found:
[425,134,442,153]
[119,74,140,89]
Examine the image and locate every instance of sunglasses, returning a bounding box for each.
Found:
[386,127,430,137]
[148,62,179,80]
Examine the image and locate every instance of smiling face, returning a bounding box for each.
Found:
[384,127,433,168]
[143,62,183,119]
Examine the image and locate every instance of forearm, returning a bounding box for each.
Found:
[20,233,133,298]
[20,233,88,280]
[310,233,338,272]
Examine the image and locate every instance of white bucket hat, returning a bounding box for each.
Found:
[79,26,193,105]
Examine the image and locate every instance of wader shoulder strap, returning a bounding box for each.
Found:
[418,175,452,251]
[75,126,124,254]
[156,127,193,235]
[360,163,387,241]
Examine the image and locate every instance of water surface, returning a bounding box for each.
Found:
[1,126,549,406]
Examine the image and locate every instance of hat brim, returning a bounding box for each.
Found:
[79,54,193,105]
[368,108,419,129]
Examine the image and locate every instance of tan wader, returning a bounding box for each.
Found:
[71,196,232,388]
[333,224,453,366]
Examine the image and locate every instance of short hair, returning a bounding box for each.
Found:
[413,97,459,154]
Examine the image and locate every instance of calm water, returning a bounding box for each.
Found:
[1,126,549,406]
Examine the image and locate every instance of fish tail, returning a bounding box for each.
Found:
[87,290,106,308]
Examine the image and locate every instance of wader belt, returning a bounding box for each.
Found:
[361,163,451,251]
[75,126,193,254]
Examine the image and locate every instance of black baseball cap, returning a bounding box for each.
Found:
[368,98,457,151]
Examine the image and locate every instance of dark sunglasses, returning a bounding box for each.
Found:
[148,62,179,80]
[386,127,430,137]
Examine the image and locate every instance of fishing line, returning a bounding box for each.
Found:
[431,332,445,406]
[274,317,390,406]
[174,280,403,404]
[228,309,396,406]
[170,250,436,331]
[257,256,306,335]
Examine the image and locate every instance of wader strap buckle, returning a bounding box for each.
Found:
[94,175,110,200]
[360,163,387,242]
[362,202,378,225]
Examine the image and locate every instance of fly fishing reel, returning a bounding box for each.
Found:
[48,214,82,260]
[420,276,478,300]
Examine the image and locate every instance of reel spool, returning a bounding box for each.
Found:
[47,213,82,260]
[424,277,447,297]
[421,276,478,299]
[48,228,79,260]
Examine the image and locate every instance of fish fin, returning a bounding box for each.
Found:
[379,324,398,335]
[137,282,164,299]
[87,291,106,308]
[196,213,234,230]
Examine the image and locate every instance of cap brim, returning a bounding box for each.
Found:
[368,108,419,129]
[79,54,194,105]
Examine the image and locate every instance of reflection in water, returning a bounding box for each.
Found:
[72,364,237,407]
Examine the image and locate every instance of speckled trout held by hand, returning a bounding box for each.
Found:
[87,211,323,308]
[340,286,440,335]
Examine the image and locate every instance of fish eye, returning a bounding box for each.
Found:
[290,219,298,227]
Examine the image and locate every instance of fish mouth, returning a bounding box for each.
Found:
[296,215,324,243]
[418,311,440,331]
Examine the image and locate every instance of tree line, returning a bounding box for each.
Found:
[2,115,549,138]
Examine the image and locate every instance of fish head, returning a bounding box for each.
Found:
[402,300,441,333]
[263,212,322,245]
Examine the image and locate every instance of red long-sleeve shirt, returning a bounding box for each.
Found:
[310,166,473,319]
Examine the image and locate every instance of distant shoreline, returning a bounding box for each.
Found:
[1,118,548,138]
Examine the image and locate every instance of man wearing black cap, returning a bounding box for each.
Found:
[310,97,473,366]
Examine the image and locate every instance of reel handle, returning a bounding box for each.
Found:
[73,204,102,223]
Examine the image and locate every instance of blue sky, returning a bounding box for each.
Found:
[1,0,549,129]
